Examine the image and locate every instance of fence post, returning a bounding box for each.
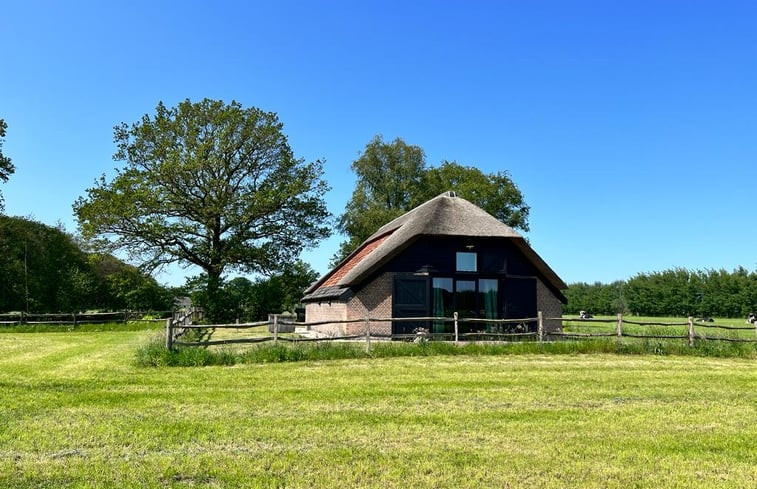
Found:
[273,314,279,344]
[72,313,77,329]
[688,316,695,347]
[537,311,544,342]
[165,318,173,350]
[365,316,371,353]
[616,313,623,343]
[454,312,459,344]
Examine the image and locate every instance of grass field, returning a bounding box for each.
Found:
[562,315,757,339]
[0,330,755,488]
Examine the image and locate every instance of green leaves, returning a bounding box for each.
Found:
[0,118,16,212]
[335,135,530,263]
[74,99,331,321]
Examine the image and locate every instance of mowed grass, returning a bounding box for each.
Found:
[563,315,757,340]
[0,331,755,488]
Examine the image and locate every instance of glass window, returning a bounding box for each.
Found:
[456,252,477,272]
[479,279,498,319]
[455,280,477,318]
[479,279,499,333]
[432,278,453,334]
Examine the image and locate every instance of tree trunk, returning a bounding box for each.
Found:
[205,270,225,324]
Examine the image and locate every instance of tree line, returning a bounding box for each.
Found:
[0,215,172,313]
[565,267,757,318]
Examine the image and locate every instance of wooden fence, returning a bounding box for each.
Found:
[165,312,757,350]
[551,314,757,345]
[0,310,173,326]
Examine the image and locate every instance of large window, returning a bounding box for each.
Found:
[456,252,477,272]
[431,277,501,334]
[479,279,498,320]
[456,280,477,318]
[432,278,453,333]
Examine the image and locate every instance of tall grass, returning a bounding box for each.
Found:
[136,333,756,367]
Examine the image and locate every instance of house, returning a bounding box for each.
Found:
[302,191,567,336]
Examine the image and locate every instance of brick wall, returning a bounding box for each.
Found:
[304,273,395,336]
[304,302,348,336]
[346,273,393,335]
[537,279,563,333]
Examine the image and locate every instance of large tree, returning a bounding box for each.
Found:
[334,135,530,263]
[420,161,530,231]
[74,99,331,321]
[336,135,426,260]
[0,118,16,212]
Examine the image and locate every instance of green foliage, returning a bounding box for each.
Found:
[0,216,94,312]
[183,260,318,323]
[564,280,627,315]
[566,267,757,318]
[74,98,331,322]
[336,135,426,263]
[334,135,529,263]
[420,161,530,231]
[89,253,173,311]
[0,118,15,212]
[0,215,170,313]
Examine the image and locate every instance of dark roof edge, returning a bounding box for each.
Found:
[302,231,395,295]
[302,286,352,303]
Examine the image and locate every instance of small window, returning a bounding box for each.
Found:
[456,252,477,272]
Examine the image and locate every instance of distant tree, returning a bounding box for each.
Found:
[0,216,171,313]
[0,118,16,212]
[420,161,530,231]
[566,267,757,318]
[89,253,172,311]
[334,135,530,263]
[74,99,331,322]
[251,260,319,318]
[564,281,626,315]
[335,135,426,263]
[183,260,318,322]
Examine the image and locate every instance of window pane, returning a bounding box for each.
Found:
[456,252,477,272]
[395,278,427,306]
[479,279,498,319]
[432,278,453,333]
[456,280,476,318]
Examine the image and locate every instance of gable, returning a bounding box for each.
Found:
[304,192,566,300]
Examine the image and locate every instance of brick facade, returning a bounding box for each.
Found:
[537,278,563,333]
[304,301,348,337]
[306,273,394,336]
[346,273,393,335]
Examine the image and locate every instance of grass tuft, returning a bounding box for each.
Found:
[135,334,756,367]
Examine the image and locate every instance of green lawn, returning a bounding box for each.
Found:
[562,315,757,340]
[0,330,755,488]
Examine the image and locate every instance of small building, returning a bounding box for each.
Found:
[302,192,566,336]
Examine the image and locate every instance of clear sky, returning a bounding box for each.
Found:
[2,0,756,286]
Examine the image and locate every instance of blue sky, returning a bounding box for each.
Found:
[2,0,756,286]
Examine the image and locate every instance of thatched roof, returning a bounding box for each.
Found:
[304,191,566,298]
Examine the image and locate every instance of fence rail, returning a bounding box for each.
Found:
[166,312,757,350]
[0,311,172,326]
